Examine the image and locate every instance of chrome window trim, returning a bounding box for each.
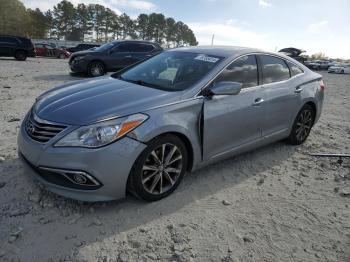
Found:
[194,52,306,97]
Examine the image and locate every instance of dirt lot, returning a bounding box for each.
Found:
[0,57,349,262]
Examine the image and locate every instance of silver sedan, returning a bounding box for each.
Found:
[18,46,324,202]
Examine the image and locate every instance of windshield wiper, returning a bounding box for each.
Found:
[118,76,163,89]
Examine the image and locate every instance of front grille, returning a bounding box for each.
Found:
[25,112,67,143]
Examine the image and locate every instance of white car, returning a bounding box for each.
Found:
[328,64,350,74]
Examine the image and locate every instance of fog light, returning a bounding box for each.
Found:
[73,173,88,184]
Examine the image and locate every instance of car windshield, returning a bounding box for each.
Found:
[94,42,117,52]
[116,51,223,91]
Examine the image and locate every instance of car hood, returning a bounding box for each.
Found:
[72,50,99,57]
[34,77,181,125]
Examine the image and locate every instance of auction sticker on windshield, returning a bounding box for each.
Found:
[194,54,220,63]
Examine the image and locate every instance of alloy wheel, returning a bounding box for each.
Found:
[90,63,104,77]
[141,143,183,195]
[295,109,313,142]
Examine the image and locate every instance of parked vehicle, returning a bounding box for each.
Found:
[35,43,71,59]
[69,40,163,77]
[307,60,330,70]
[18,46,324,202]
[0,35,36,61]
[67,43,100,53]
[328,64,350,74]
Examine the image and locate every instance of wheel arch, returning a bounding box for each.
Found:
[88,59,107,70]
[304,101,317,124]
[15,49,27,54]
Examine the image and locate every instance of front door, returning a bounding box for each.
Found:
[203,55,264,160]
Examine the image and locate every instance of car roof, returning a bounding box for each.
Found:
[111,39,161,46]
[0,35,30,40]
[169,45,265,58]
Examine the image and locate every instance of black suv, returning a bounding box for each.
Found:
[67,43,100,53]
[0,35,36,61]
[69,40,163,77]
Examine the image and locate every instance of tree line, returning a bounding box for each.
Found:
[0,0,198,47]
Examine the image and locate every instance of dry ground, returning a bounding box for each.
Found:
[0,57,349,262]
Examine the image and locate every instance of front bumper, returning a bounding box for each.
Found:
[17,115,147,202]
[69,58,88,73]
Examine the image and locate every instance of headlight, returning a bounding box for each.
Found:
[73,56,85,62]
[55,113,148,148]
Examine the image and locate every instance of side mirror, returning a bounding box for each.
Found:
[209,81,242,96]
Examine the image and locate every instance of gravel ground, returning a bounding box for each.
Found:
[0,57,349,262]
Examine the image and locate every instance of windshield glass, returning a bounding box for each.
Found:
[117,51,223,91]
[94,42,117,52]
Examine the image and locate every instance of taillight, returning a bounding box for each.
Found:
[319,80,325,92]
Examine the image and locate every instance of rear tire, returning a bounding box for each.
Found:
[59,53,65,59]
[15,50,27,61]
[341,70,344,74]
[88,61,105,77]
[127,135,188,201]
[287,104,315,145]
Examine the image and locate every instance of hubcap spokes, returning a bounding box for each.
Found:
[295,109,312,141]
[142,143,182,195]
[92,65,102,76]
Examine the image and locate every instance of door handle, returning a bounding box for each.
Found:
[294,86,303,93]
[125,55,132,58]
[252,98,264,106]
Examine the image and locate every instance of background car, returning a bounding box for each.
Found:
[67,43,100,53]
[328,63,350,74]
[307,60,330,70]
[69,40,163,77]
[0,35,36,61]
[35,43,71,59]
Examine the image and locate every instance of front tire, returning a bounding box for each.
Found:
[15,51,27,61]
[88,61,105,77]
[287,104,315,145]
[128,135,188,201]
[341,70,344,74]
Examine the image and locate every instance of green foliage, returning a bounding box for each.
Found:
[1,0,198,46]
[0,0,30,36]
[310,52,328,60]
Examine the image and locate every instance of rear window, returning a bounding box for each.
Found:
[260,55,290,84]
[0,36,18,44]
[287,61,303,77]
[140,44,154,52]
[116,43,154,52]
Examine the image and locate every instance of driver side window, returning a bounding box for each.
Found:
[215,55,258,88]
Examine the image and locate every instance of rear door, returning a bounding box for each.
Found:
[258,55,299,137]
[129,43,156,63]
[107,42,134,69]
[0,36,19,56]
[203,55,264,160]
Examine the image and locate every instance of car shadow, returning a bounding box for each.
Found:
[0,140,299,260]
[33,73,86,81]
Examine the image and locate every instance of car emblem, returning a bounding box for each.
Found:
[27,122,35,134]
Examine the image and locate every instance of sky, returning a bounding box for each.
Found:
[22,0,350,59]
